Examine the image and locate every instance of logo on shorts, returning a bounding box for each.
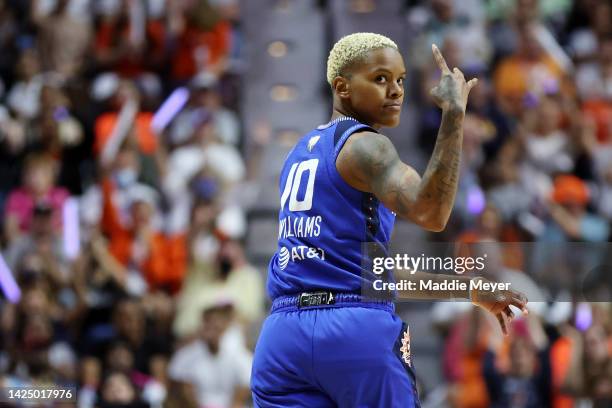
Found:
[278,246,290,270]
[400,327,411,366]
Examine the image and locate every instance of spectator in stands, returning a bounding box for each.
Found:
[36,81,86,193]
[4,203,67,286]
[593,150,612,220]
[4,152,69,243]
[443,307,491,408]
[190,72,240,145]
[409,0,490,71]
[77,357,102,408]
[7,47,44,120]
[494,22,563,116]
[0,105,27,202]
[174,232,262,340]
[168,301,251,408]
[101,175,187,294]
[31,0,91,78]
[98,371,147,408]
[92,0,144,78]
[483,319,552,408]
[578,35,612,144]
[521,94,574,181]
[451,112,494,229]
[542,174,609,243]
[466,75,512,161]
[167,0,231,81]
[532,174,609,290]
[563,323,612,406]
[110,298,168,376]
[456,203,525,271]
[566,0,611,63]
[0,0,18,86]
[94,80,158,162]
[487,0,543,62]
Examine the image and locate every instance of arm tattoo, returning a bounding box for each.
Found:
[339,111,463,230]
[416,109,464,227]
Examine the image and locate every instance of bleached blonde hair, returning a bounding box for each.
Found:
[326,32,398,85]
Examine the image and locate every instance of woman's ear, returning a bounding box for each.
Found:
[332,76,351,99]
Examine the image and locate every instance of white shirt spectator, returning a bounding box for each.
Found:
[214,108,240,146]
[168,339,252,408]
[524,130,573,175]
[7,75,44,119]
[575,62,612,101]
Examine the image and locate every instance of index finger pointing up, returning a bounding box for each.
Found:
[432,44,450,74]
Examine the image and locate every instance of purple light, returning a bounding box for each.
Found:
[63,197,80,260]
[151,87,190,134]
[0,253,20,303]
[467,186,486,215]
[575,302,592,332]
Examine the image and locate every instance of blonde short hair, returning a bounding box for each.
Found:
[326,32,398,85]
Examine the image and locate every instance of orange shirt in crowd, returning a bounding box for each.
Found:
[456,226,524,272]
[95,20,167,78]
[171,20,230,81]
[582,100,612,143]
[493,55,563,113]
[101,179,186,293]
[94,112,158,156]
[444,314,491,408]
[550,336,574,408]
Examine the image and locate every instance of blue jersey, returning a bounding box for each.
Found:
[267,117,396,299]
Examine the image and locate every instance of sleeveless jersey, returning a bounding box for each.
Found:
[267,117,396,299]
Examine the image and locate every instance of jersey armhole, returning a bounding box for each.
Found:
[325,122,377,196]
[333,124,377,160]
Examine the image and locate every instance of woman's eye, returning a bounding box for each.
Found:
[375,75,386,83]
[397,78,404,85]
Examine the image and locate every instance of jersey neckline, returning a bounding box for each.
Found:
[316,116,360,130]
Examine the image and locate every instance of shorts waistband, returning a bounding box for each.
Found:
[271,292,395,313]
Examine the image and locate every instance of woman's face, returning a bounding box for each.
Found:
[584,325,609,363]
[102,373,135,404]
[510,337,536,377]
[336,47,406,129]
[25,163,55,195]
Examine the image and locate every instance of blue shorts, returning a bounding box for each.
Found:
[251,296,420,407]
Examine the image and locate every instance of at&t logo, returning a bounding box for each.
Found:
[278,247,290,270]
[277,246,326,270]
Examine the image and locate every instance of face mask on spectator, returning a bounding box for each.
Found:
[218,256,233,278]
[192,234,219,264]
[114,168,137,189]
[193,177,218,201]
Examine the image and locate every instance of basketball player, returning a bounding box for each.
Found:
[251,33,528,408]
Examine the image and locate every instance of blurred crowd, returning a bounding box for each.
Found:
[0,0,262,407]
[409,0,612,407]
[0,0,609,407]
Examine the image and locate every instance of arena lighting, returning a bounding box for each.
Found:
[467,185,486,214]
[270,85,297,101]
[268,41,288,58]
[0,253,20,303]
[277,129,301,145]
[275,0,291,12]
[151,87,190,134]
[350,0,376,13]
[63,197,80,260]
[575,302,593,332]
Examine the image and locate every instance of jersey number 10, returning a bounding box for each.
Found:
[280,159,319,211]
